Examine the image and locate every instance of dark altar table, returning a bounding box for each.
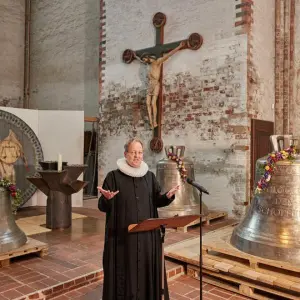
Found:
[27,163,88,229]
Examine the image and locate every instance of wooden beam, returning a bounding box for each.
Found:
[84,116,99,123]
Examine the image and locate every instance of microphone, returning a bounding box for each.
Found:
[186,178,209,195]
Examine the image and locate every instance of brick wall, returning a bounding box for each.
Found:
[0,0,25,108]
[99,0,251,217]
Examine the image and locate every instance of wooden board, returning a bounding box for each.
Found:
[202,226,300,299]
[203,225,300,273]
[187,264,200,280]
[203,270,299,300]
[165,223,237,267]
[165,237,200,266]
[203,273,279,300]
[84,116,99,122]
[187,263,297,299]
[177,210,227,233]
[0,237,48,267]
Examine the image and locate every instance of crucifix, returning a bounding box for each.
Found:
[122,12,203,153]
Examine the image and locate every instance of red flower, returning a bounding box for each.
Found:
[11,192,16,197]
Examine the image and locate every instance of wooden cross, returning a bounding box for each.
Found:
[122,12,203,153]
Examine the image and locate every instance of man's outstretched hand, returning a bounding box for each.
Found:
[166,185,180,199]
[97,187,119,200]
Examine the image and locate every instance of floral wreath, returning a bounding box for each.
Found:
[0,177,23,214]
[167,153,187,182]
[255,146,296,194]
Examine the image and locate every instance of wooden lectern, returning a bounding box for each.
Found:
[128,215,200,300]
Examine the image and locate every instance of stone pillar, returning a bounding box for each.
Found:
[292,1,300,136]
[0,0,25,108]
[29,0,99,111]
[275,0,295,135]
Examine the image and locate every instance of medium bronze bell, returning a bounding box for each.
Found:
[230,135,300,263]
[0,187,27,253]
[156,145,208,218]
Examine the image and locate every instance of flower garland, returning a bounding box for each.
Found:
[0,177,23,214]
[255,146,296,194]
[167,153,187,182]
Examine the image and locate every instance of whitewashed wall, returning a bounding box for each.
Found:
[0,107,84,207]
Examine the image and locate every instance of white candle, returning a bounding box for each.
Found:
[58,154,62,171]
[177,148,181,157]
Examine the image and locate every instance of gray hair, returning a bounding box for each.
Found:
[124,138,144,152]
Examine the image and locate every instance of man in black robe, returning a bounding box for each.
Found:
[98,138,180,300]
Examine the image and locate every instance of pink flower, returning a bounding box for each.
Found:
[8,185,16,192]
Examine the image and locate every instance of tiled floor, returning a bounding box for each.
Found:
[0,204,247,299]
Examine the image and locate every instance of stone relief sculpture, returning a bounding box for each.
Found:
[0,130,28,184]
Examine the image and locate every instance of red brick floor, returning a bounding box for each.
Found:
[0,206,245,299]
[54,275,250,300]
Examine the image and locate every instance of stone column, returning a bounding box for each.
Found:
[29,0,99,111]
[292,1,300,136]
[275,0,296,135]
[0,0,25,108]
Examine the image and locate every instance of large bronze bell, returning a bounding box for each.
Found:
[0,187,27,253]
[156,145,208,218]
[230,135,300,263]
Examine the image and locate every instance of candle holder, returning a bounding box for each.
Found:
[39,161,68,171]
[27,163,88,230]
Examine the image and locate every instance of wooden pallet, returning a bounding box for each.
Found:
[0,237,48,267]
[177,210,228,233]
[201,225,300,299]
[187,264,291,300]
[187,264,200,280]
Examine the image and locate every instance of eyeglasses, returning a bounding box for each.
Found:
[127,151,143,156]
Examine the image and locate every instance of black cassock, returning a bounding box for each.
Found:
[98,169,175,300]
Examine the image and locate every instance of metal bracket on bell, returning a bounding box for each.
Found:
[164,145,185,157]
[270,135,293,152]
[292,136,300,148]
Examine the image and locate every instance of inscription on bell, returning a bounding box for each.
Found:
[161,174,179,186]
[256,203,300,219]
[267,185,300,195]
[274,165,300,175]
[272,197,297,207]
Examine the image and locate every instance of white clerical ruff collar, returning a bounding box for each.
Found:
[117,158,149,177]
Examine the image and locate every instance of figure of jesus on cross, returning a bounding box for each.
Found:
[122,12,203,152]
[134,41,185,129]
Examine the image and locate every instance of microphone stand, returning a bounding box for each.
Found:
[199,189,203,300]
[186,178,208,300]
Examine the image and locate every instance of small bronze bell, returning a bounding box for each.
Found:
[156,145,208,218]
[0,187,27,253]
